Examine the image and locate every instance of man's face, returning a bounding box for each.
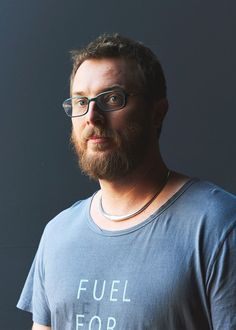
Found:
[71,57,157,181]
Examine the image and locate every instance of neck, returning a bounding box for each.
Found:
[98,149,168,215]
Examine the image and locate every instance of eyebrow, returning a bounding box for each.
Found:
[72,84,125,97]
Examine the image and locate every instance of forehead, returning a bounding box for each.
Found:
[72,58,142,95]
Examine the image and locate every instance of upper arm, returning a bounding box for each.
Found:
[207,227,236,328]
[32,323,51,330]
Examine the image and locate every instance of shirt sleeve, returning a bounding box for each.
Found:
[16,229,51,326]
[207,225,236,330]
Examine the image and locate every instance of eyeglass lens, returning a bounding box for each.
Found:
[63,90,126,117]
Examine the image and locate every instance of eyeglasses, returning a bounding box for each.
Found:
[62,89,133,118]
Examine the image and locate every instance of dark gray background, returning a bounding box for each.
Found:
[0,0,235,328]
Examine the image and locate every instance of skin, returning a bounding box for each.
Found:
[32,323,51,329]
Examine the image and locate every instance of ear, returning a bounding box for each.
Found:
[152,98,169,127]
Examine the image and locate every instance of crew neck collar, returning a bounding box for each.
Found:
[86,177,199,237]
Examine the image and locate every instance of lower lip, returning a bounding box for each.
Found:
[88,137,109,144]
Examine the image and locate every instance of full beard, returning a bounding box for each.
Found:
[70,120,150,181]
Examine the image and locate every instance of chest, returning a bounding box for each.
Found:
[43,231,207,329]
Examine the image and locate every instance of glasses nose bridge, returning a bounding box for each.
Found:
[87,95,101,113]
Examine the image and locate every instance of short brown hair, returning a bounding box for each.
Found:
[70,33,167,101]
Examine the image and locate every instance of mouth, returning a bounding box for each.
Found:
[87,135,110,144]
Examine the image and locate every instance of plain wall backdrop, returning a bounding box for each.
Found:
[0,0,235,328]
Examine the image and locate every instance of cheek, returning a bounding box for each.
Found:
[72,119,83,136]
[108,109,138,130]
[71,123,83,148]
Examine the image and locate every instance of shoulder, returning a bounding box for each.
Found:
[43,195,94,236]
[169,179,236,276]
[176,178,236,251]
[170,178,236,247]
[179,178,236,220]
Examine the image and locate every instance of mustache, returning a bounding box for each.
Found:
[82,126,117,140]
[71,126,123,149]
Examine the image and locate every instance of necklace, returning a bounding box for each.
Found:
[98,169,171,221]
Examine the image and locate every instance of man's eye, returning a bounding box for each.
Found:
[105,93,123,105]
[73,98,87,107]
[110,95,118,102]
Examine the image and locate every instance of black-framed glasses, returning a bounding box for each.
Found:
[62,90,132,118]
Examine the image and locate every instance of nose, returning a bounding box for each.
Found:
[86,100,104,125]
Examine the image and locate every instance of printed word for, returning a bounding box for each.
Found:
[76,315,116,330]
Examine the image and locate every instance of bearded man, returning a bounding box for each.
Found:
[17,34,236,330]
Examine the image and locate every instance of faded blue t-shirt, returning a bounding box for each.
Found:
[17,179,236,329]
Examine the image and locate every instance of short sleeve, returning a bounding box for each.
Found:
[207,225,236,330]
[17,230,51,326]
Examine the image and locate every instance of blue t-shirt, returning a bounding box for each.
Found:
[17,179,236,329]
